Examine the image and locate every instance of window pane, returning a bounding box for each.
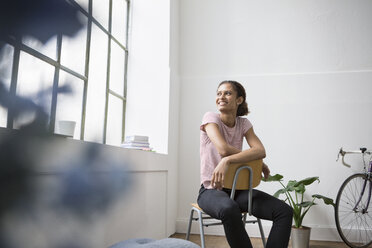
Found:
[0,44,14,127]
[93,0,109,29]
[106,95,123,146]
[22,35,57,60]
[15,52,55,128]
[84,24,108,142]
[60,14,88,75]
[109,41,125,96]
[55,71,84,139]
[112,0,128,45]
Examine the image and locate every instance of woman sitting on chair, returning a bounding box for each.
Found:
[197,80,293,248]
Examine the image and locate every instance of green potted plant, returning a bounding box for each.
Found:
[263,174,335,248]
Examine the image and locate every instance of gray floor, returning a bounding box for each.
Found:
[170,233,349,248]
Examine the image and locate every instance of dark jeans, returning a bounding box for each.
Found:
[197,185,293,248]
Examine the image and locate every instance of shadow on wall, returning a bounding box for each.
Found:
[0,1,132,247]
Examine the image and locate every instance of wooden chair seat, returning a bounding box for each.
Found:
[191,203,202,211]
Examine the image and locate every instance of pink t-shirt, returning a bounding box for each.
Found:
[200,112,253,189]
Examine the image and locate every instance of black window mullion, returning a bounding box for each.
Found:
[121,50,128,143]
[7,42,20,129]
[125,0,131,48]
[102,0,113,144]
[59,65,87,81]
[80,0,93,140]
[111,36,127,52]
[49,34,63,133]
[121,0,130,142]
[108,89,126,100]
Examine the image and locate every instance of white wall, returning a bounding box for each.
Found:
[176,0,372,241]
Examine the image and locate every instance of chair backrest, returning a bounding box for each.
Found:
[223,159,263,190]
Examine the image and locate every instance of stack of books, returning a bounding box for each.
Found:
[121,135,152,151]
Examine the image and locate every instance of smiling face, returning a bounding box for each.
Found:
[216,83,243,114]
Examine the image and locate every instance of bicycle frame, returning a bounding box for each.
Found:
[354,165,371,214]
[356,160,371,213]
[337,148,372,214]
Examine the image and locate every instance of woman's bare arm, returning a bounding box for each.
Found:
[205,123,266,188]
[205,123,265,161]
[204,123,241,157]
[223,127,266,163]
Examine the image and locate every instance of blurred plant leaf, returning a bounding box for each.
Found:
[294,177,319,187]
[0,0,83,45]
[262,174,283,182]
[313,194,335,207]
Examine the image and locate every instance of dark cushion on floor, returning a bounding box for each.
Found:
[108,238,200,248]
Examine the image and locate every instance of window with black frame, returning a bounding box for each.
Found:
[0,0,130,146]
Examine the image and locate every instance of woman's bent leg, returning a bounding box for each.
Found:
[197,187,253,248]
[235,189,293,248]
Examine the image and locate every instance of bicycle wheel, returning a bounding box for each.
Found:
[335,173,372,248]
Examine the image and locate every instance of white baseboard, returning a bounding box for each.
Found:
[176,218,343,242]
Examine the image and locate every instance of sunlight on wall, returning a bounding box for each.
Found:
[125,0,170,154]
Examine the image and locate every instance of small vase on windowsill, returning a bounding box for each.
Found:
[55,120,76,138]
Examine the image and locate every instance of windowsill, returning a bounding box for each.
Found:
[0,126,169,174]
[0,127,160,154]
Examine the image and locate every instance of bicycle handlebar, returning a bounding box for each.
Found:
[336,147,372,168]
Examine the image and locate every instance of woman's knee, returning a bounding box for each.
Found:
[218,201,241,221]
[277,203,293,223]
[283,204,293,219]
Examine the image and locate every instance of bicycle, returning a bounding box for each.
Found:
[335,147,372,248]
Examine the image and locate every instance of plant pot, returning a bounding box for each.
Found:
[291,226,311,248]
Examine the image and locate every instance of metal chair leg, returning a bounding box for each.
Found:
[242,213,247,227]
[197,209,206,248]
[188,208,266,248]
[257,218,266,247]
[186,209,195,240]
